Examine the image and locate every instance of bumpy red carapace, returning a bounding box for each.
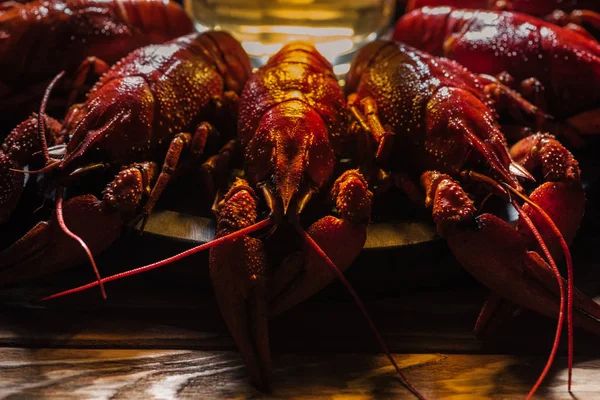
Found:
[347,39,599,398]
[0,31,251,296]
[394,7,600,138]
[0,0,195,120]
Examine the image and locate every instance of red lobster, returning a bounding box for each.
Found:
[405,0,600,15]
[0,31,252,294]
[346,39,600,398]
[404,0,600,37]
[40,43,426,399]
[0,0,194,123]
[393,7,600,140]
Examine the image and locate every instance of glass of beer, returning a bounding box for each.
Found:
[185,0,396,73]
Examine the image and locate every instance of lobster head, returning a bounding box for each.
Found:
[59,75,155,171]
[348,39,531,190]
[240,42,344,219]
[244,100,336,218]
[197,31,253,94]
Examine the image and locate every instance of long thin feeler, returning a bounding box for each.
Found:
[42,218,272,301]
[506,184,574,390]
[39,71,65,165]
[296,225,426,400]
[55,189,106,299]
[511,200,565,400]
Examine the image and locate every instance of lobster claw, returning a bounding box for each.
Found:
[446,213,600,335]
[0,114,63,223]
[422,171,600,335]
[269,170,372,316]
[0,194,123,285]
[209,180,271,390]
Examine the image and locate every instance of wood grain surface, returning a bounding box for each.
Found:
[2,282,600,399]
[2,349,600,399]
[1,196,600,399]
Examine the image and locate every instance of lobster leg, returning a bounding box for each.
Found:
[518,77,547,113]
[200,139,238,204]
[479,74,545,125]
[545,10,600,40]
[0,162,157,285]
[269,170,372,316]
[347,94,395,163]
[209,178,271,390]
[474,292,519,338]
[569,10,600,36]
[136,122,216,231]
[68,57,110,105]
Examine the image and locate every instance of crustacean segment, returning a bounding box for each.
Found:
[346,39,597,398]
[393,6,600,142]
[0,0,195,122]
[0,31,251,295]
[41,42,427,399]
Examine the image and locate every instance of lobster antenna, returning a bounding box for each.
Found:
[295,225,426,400]
[10,159,62,175]
[42,218,273,301]
[456,119,531,185]
[511,199,565,400]
[39,71,65,165]
[11,72,67,177]
[505,185,574,390]
[468,168,574,390]
[55,188,106,299]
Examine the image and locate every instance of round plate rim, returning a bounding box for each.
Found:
[140,210,439,250]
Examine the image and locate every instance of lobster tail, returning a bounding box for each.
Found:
[199,31,253,94]
[114,0,194,47]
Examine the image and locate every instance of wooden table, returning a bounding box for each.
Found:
[2,227,600,400]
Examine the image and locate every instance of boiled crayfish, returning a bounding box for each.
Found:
[40,42,428,399]
[346,39,600,398]
[0,0,194,124]
[0,31,251,295]
[394,6,600,141]
[4,6,599,398]
[404,0,600,37]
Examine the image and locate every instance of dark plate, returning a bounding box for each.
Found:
[140,210,438,250]
[137,138,600,252]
